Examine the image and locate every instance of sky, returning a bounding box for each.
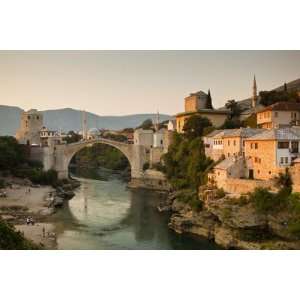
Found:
[0,50,300,116]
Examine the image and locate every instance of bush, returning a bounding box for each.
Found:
[152,162,166,172]
[0,218,40,249]
[143,162,150,171]
[251,188,275,214]
[215,188,226,199]
[287,220,300,237]
[0,179,5,189]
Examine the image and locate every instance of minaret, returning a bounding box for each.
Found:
[155,110,160,132]
[252,75,258,108]
[82,110,87,140]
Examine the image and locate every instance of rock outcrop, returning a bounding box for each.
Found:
[167,193,300,250]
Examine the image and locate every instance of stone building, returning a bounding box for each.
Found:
[133,128,154,149]
[175,90,230,133]
[16,109,43,145]
[40,126,65,147]
[203,128,265,161]
[244,127,300,180]
[256,102,300,129]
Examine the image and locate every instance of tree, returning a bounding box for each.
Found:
[220,118,242,129]
[183,115,212,139]
[138,119,153,130]
[225,99,241,119]
[63,131,81,144]
[162,132,213,191]
[206,89,213,109]
[259,90,300,106]
[0,136,26,171]
[284,82,288,92]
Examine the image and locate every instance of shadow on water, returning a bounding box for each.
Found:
[52,167,220,250]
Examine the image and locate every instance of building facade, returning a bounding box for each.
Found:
[175,90,230,133]
[257,102,300,129]
[16,109,43,145]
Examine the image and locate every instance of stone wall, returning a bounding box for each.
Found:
[150,147,164,167]
[29,146,44,163]
[220,178,274,194]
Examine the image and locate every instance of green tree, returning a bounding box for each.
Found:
[0,136,26,171]
[183,115,212,139]
[259,90,300,106]
[162,132,212,191]
[206,89,213,109]
[63,131,82,144]
[220,118,242,129]
[225,99,241,119]
[138,119,153,130]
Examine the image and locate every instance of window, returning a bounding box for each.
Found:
[255,157,258,163]
[233,140,236,146]
[228,153,230,157]
[251,143,253,149]
[275,112,278,117]
[280,157,284,164]
[255,143,258,149]
[285,157,288,164]
[258,170,260,174]
[278,141,289,149]
[37,116,39,120]
[269,171,271,175]
[228,140,230,146]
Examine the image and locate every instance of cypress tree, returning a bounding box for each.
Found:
[284,82,288,92]
[206,89,213,109]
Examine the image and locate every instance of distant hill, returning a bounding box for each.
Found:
[0,106,171,136]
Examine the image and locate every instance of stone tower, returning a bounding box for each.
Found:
[252,75,258,108]
[16,109,43,145]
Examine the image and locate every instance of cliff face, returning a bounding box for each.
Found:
[168,195,300,250]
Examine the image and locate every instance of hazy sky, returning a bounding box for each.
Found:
[0,51,300,116]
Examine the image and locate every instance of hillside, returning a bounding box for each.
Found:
[221,77,300,112]
[0,106,171,136]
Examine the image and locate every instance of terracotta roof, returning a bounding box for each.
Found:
[258,101,300,113]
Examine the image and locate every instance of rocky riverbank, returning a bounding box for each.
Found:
[164,190,300,250]
[0,176,80,249]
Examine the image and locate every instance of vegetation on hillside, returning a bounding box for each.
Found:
[73,143,130,172]
[63,131,81,144]
[259,89,300,106]
[0,136,58,186]
[162,115,213,192]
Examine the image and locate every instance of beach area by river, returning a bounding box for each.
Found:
[0,177,58,249]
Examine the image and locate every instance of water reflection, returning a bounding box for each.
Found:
[51,171,219,250]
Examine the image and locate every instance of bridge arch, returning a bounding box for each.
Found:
[47,138,148,180]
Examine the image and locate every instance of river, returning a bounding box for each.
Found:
[50,170,219,250]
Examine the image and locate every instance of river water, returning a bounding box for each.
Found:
[51,172,219,250]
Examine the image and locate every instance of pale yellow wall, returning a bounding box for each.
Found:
[244,139,278,180]
[176,112,227,133]
[223,136,242,157]
[257,109,300,129]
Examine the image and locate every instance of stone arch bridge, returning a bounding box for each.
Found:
[43,138,149,180]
